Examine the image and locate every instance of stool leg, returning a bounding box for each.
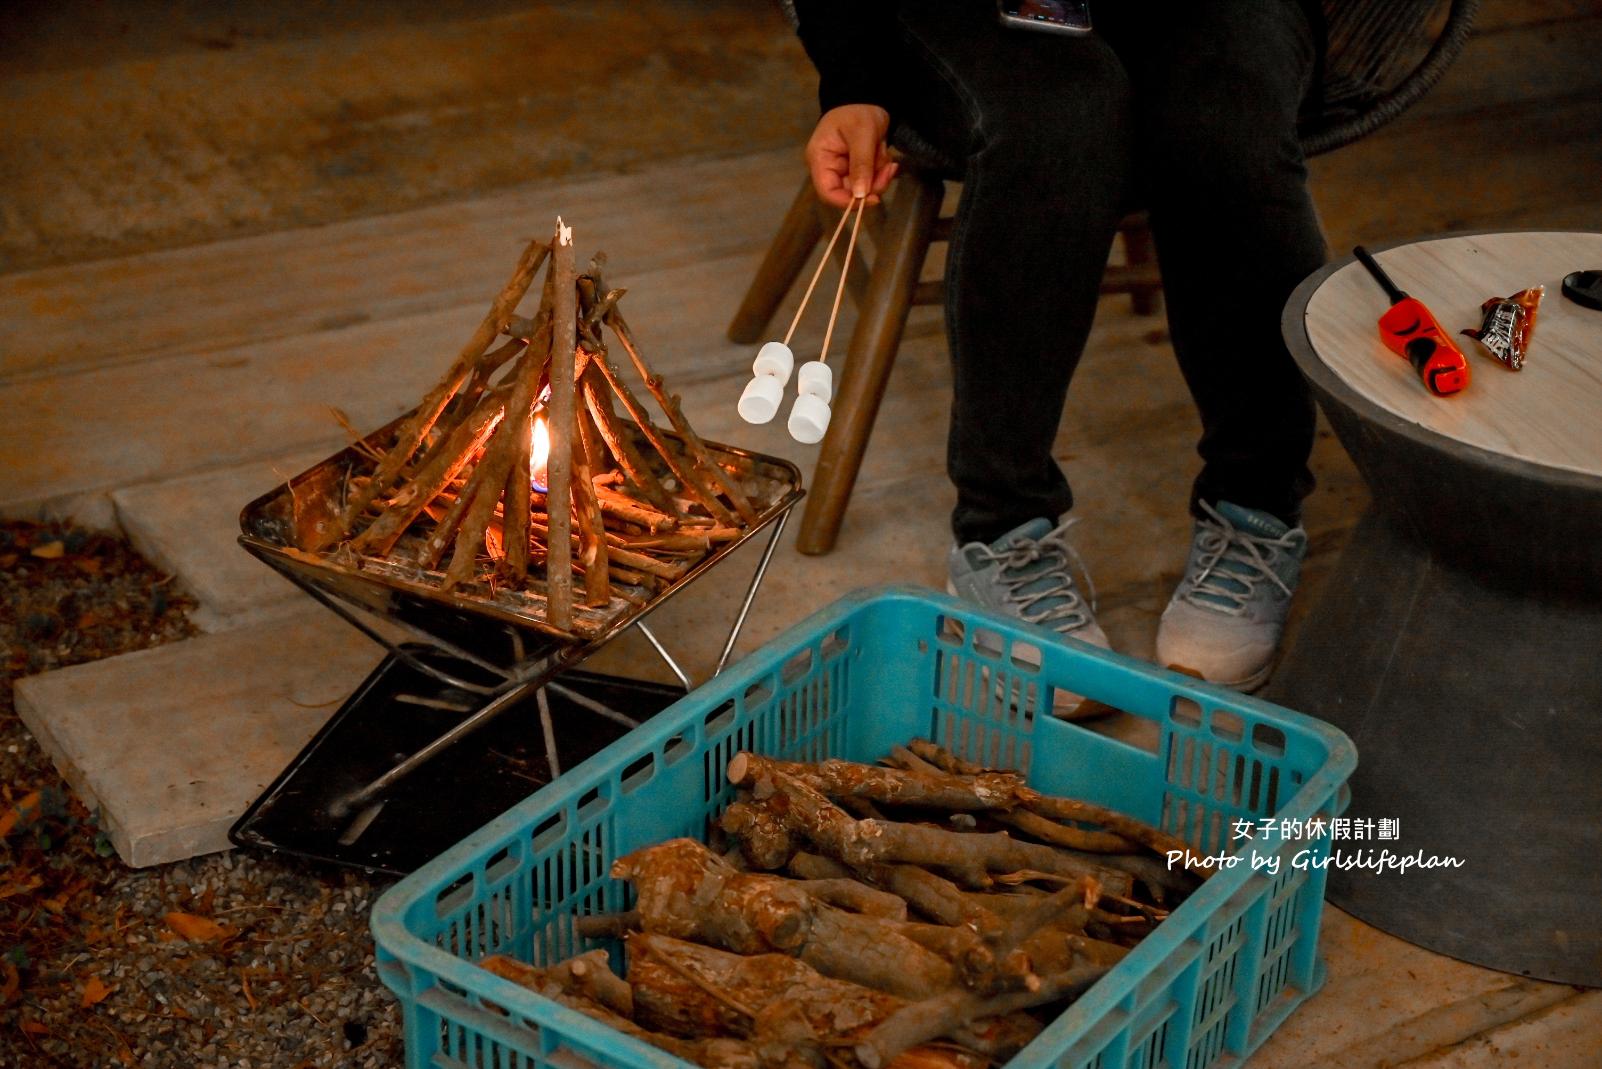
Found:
[1122,219,1163,317]
[796,172,945,556]
[727,177,826,344]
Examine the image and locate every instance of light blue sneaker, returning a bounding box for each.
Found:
[946,517,1110,717]
[1156,501,1308,691]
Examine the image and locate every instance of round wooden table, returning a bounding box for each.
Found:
[1271,231,1602,986]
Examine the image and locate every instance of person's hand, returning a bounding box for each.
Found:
[806,104,898,209]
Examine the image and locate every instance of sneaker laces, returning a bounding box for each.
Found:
[972,518,1098,630]
[1181,502,1296,615]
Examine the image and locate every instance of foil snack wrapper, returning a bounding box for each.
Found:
[1461,285,1543,371]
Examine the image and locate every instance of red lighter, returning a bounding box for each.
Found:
[1353,245,1470,397]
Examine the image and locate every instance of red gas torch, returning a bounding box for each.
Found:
[1353,245,1470,397]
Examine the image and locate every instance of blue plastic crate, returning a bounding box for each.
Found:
[373,585,1355,1069]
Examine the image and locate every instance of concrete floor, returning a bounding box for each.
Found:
[4,0,1601,1065]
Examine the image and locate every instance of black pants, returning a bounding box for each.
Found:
[893,0,1326,544]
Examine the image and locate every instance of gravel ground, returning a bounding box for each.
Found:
[1,520,404,1068]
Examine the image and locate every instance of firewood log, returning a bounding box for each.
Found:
[906,739,1212,878]
[544,220,578,629]
[626,933,1022,1069]
[783,851,1003,941]
[882,748,1137,854]
[479,950,633,1017]
[854,961,1110,1069]
[613,839,955,1001]
[730,763,1134,898]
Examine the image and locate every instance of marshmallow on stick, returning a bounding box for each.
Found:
[738,195,866,444]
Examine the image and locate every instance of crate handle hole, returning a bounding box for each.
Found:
[577,786,609,820]
[1171,696,1203,729]
[1009,640,1042,673]
[1211,709,1245,744]
[973,627,1005,661]
[434,871,476,919]
[781,648,814,686]
[936,615,966,647]
[484,844,519,884]
[744,680,775,710]
[531,811,568,851]
[703,700,737,738]
[821,626,850,661]
[1252,723,1287,758]
[664,734,692,766]
[621,752,657,794]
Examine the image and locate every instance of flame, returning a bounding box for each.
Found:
[530,412,550,492]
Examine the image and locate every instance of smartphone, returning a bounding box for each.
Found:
[997,0,1092,35]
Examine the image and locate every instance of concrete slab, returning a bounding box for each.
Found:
[1402,990,1602,1069]
[1251,908,1579,1068]
[0,6,816,276]
[13,609,383,867]
[0,148,800,381]
[111,447,345,629]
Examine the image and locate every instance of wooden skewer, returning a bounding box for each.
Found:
[781,198,858,348]
[818,195,867,367]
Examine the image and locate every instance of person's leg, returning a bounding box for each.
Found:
[1110,0,1325,525]
[1103,0,1325,689]
[893,1,1135,546]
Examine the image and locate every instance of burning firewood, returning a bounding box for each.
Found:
[299,217,764,638]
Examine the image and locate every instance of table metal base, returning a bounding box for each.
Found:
[1268,510,1602,986]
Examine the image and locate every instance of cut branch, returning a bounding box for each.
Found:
[545,220,578,629]
[605,309,758,525]
[318,237,548,548]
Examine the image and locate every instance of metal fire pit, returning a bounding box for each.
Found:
[229,413,802,871]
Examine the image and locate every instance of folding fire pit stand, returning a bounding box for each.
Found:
[230,432,802,874]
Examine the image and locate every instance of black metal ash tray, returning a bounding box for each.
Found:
[230,646,685,876]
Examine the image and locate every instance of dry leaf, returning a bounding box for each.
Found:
[81,975,115,1008]
[164,911,233,943]
[1,962,19,1005]
[29,540,65,559]
[0,790,42,838]
[20,1018,48,1037]
[76,611,101,628]
[0,552,17,568]
[72,558,103,576]
[0,874,45,900]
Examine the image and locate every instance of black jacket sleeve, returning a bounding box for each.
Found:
[792,0,902,117]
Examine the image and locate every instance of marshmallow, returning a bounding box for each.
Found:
[753,341,795,384]
[738,374,784,424]
[788,392,832,444]
[796,360,833,403]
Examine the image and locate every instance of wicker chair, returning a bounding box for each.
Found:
[731,0,1480,555]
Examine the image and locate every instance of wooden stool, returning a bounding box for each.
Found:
[728,164,1164,555]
